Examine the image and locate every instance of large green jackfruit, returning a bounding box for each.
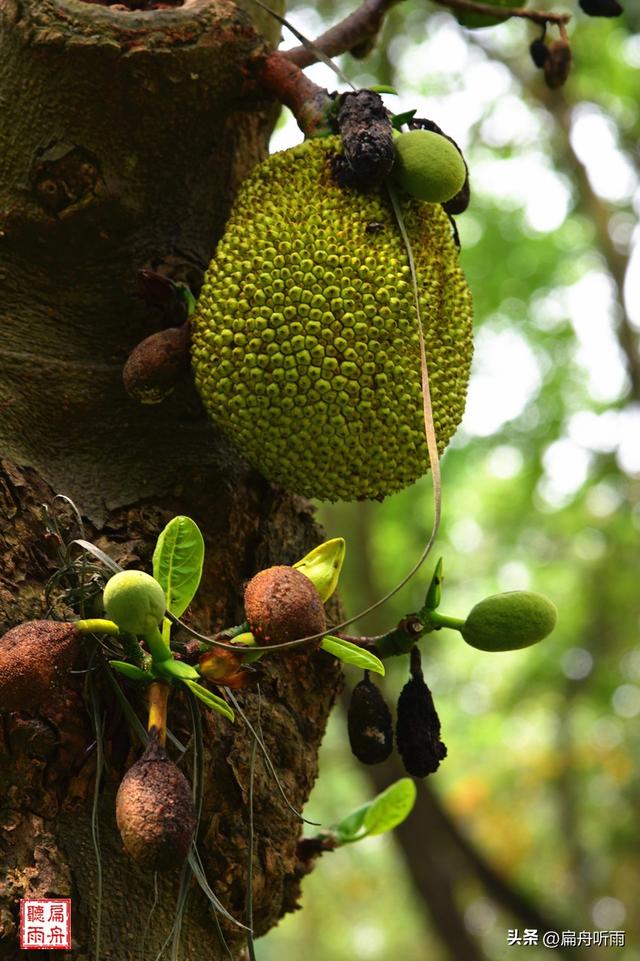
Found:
[191,136,473,501]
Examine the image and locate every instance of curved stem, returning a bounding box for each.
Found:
[143,624,172,664]
[147,681,170,747]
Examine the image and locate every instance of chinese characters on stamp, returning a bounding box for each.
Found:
[20,899,72,950]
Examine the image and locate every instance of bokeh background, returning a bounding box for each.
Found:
[259,3,640,959]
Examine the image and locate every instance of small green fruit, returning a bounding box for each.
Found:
[461,591,557,652]
[456,0,523,29]
[103,571,166,636]
[392,130,466,204]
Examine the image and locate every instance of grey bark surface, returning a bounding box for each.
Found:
[0,2,342,958]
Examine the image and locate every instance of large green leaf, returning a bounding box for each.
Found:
[362,778,417,836]
[152,516,205,618]
[321,636,385,676]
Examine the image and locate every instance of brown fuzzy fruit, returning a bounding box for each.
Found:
[0,620,80,713]
[115,731,196,871]
[244,566,326,646]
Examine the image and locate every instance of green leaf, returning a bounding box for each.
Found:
[423,557,444,613]
[152,516,205,619]
[155,658,200,681]
[334,803,371,843]
[183,680,235,721]
[369,84,398,95]
[321,636,385,676]
[362,778,417,836]
[109,660,151,682]
[391,109,417,129]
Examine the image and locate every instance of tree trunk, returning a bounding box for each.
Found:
[0,2,342,958]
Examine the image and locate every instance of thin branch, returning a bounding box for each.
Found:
[483,44,640,400]
[284,0,569,71]
[433,0,570,27]
[555,101,640,399]
[285,0,400,69]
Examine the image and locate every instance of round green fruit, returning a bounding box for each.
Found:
[103,570,166,635]
[461,591,557,652]
[191,136,473,502]
[456,0,523,29]
[392,130,466,204]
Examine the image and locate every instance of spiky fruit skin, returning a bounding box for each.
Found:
[393,130,467,203]
[116,733,196,871]
[191,136,473,502]
[0,621,80,713]
[103,570,166,635]
[461,591,558,652]
[244,566,326,646]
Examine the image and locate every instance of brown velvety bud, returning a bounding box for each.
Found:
[244,566,326,646]
[0,621,80,713]
[347,671,393,765]
[543,40,572,90]
[395,647,447,778]
[123,324,190,404]
[115,730,196,871]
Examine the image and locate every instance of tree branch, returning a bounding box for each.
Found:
[555,101,640,399]
[252,51,333,134]
[482,45,640,400]
[284,0,570,72]
[285,0,401,69]
[433,0,570,28]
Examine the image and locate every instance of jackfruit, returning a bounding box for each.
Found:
[191,136,473,501]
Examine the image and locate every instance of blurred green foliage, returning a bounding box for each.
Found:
[263,2,639,959]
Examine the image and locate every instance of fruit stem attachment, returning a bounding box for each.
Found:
[120,631,148,667]
[426,611,465,631]
[147,681,170,747]
[143,625,172,664]
[75,618,120,636]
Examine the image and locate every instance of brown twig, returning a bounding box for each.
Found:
[285,0,400,69]
[284,0,569,72]
[251,51,333,135]
[433,0,570,27]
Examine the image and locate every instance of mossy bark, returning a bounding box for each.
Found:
[0,3,342,958]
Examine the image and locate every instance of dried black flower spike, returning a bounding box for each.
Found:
[396,646,447,778]
[347,671,393,764]
[530,37,550,69]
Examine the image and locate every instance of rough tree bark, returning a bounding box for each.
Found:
[0,1,342,958]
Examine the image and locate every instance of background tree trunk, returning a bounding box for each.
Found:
[0,2,342,958]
